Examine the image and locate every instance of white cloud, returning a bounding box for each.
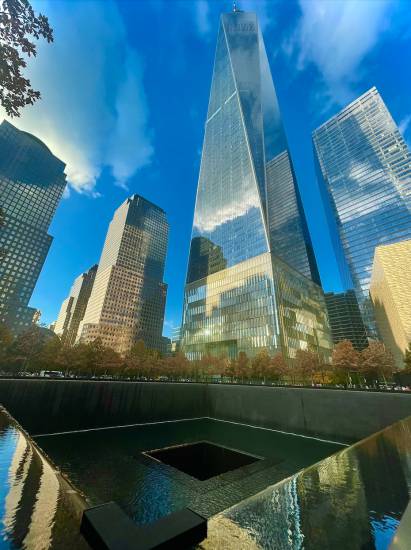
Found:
[0,0,152,195]
[287,0,392,103]
[399,114,411,137]
[241,0,273,31]
[194,0,211,37]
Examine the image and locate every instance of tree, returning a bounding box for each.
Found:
[251,350,270,383]
[294,349,319,385]
[30,336,62,372]
[198,353,221,380]
[268,353,288,383]
[360,341,395,385]
[332,340,360,385]
[0,0,53,117]
[162,352,189,380]
[404,343,411,372]
[7,325,48,370]
[233,351,250,383]
[224,357,236,382]
[0,322,13,368]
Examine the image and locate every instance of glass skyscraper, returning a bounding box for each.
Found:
[0,120,67,333]
[313,87,411,335]
[77,194,168,354]
[181,10,332,362]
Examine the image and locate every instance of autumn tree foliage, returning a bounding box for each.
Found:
[233,351,250,382]
[0,325,400,389]
[0,0,53,116]
[332,340,360,385]
[0,323,13,367]
[268,352,288,382]
[251,350,270,381]
[404,343,411,372]
[360,341,395,384]
[294,349,320,384]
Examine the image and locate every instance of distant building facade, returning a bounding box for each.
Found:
[0,120,67,333]
[160,336,172,356]
[181,11,332,363]
[77,195,168,355]
[313,87,411,335]
[370,239,411,369]
[54,265,98,345]
[171,326,182,353]
[324,291,368,351]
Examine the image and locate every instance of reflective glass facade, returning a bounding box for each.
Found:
[324,290,368,351]
[183,252,331,362]
[0,120,67,333]
[313,88,411,335]
[78,195,168,354]
[182,11,331,362]
[187,11,319,285]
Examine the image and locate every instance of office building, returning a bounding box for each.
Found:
[324,291,368,351]
[181,10,332,363]
[171,326,182,353]
[313,87,411,334]
[77,195,168,355]
[370,239,411,369]
[54,265,97,346]
[0,120,67,333]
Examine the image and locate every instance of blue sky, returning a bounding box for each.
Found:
[2,0,411,335]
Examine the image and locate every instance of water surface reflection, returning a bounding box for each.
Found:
[0,410,87,550]
[201,417,411,549]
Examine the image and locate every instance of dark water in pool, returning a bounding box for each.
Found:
[35,419,343,526]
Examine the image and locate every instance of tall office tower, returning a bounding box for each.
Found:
[54,265,98,346]
[313,87,411,335]
[181,10,332,362]
[0,120,67,333]
[370,240,411,369]
[77,195,168,355]
[324,291,368,351]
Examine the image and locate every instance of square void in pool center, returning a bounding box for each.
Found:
[145,441,261,481]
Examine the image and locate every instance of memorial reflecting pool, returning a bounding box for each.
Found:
[1,406,411,549]
[34,418,343,526]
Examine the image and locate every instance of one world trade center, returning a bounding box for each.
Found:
[181,9,332,363]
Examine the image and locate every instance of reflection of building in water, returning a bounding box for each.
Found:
[0,120,67,334]
[370,240,411,369]
[181,10,331,362]
[0,412,88,549]
[1,424,59,548]
[355,426,410,536]
[313,88,411,336]
[77,195,169,355]
[297,450,372,548]
[54,264,98,346]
